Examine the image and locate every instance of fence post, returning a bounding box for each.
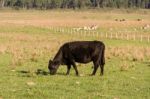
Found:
[121,33,123,40]
[78,30,80,36]
[148,36,150,43]
[67,29,70,34]
[57,27,58,32]
[116,33,118,39]
[111,32,112,39]
[67,28,69,34]
[73,28,75,34]
[54,27,56,32]
[51,26,53,31]
[140,35,142,42]
[101,32,103,39]
[106,33,107,38]
[84,31,86,37]
[99,32,100,39]
[133,34,135,41]
[71,29,73,35]
[126,34,129,40]
[59,28,61,32]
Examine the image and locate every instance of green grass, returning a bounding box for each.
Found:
[0,10,150,99]
[0,55,149,99]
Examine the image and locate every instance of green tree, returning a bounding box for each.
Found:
[67,0,76,9]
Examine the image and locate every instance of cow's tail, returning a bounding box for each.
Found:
[100,44,105,66]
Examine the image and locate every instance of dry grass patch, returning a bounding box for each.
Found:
[106,46,149,61]
[0,10,150,28]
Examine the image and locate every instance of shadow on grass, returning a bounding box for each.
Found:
[18,69,74,77]
[19,70,30,74]
[35,69,49,76]
[17,69,49,77]
[17,70,31,77]
[36,69,68,76]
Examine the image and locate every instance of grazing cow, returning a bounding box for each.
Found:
[48,41,105,76]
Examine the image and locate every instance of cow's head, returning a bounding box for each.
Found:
[48,60,59,75]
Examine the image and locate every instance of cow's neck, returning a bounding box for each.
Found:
[53,49,63,64]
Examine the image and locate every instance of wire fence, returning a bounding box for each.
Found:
[49,27,150,43]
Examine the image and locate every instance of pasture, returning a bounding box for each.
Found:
[0,9,150,99]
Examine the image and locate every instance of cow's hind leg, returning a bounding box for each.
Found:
[91,62,99,76]
[66,64,71,75]
[100,45,105,76]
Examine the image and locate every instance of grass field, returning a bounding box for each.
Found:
[0,9,150,99]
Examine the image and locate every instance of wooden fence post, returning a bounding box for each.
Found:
[121,33,123,40]
[68,27,69,34]
[93,32,95,37]
[133,34,135,41]
[84,31,86,37]
[78,31,80,36]
[126,34,129,40]
[116,33,118,39]
[56,27,58,32]
[101,32,103,39]
[140,35,142,42]
[111,32,112,39]
[59,28,60,32]
[54,27,56,32]
[62,29,64,33]
[71,29,73,35]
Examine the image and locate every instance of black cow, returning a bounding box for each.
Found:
[48,41,105,76]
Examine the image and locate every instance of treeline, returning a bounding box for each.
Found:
[0,0,150,9]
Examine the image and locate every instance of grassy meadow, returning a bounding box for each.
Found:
[0,9,150,99]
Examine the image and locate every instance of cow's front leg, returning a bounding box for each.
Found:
[72,62,79,76]
[91,62,99,76]
[66,64,71,75]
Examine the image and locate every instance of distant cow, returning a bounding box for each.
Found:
[48,41,105,76]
